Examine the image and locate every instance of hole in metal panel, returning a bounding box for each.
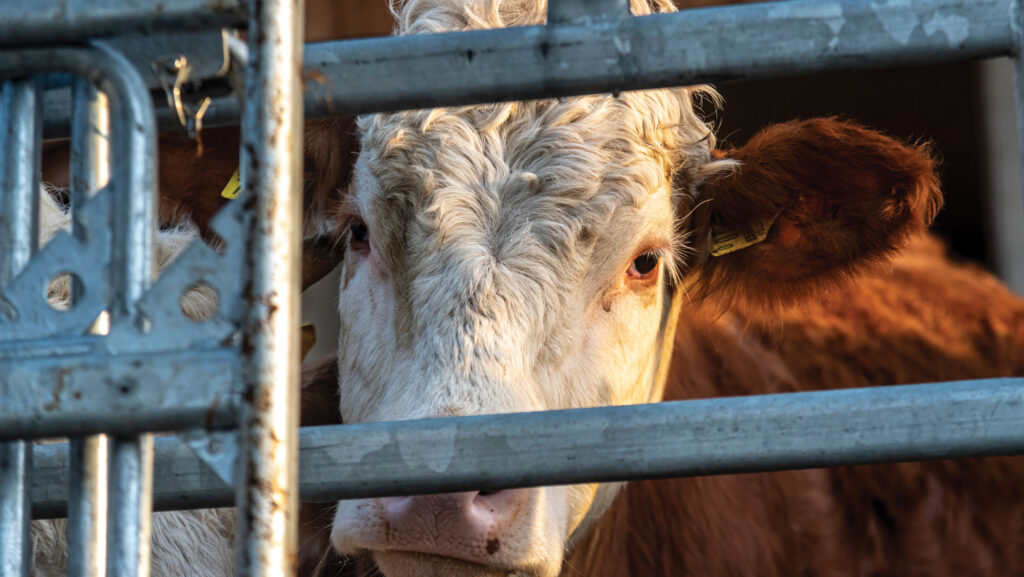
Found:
[45,272,82,311]
[180,281,219,322]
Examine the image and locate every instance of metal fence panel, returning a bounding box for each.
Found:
[1,0,1024,574]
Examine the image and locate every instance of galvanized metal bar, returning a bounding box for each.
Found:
[68,437,108,577]
[177,0,1013,129]
[0,0,246,48]
[0,77,42,577]
[236,0,304,574]
[0,83,42,279]
[34,0,1015,136]
[0,349,241,440]
[101,57,160,568]
[96,42,156,329]
[28,377,1024,517]
[548,0,630,24]
[67,77,111,577]
[106,437,153,577]
[0,443,32,576]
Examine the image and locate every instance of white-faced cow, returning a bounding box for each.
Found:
[305,1,1021,577]
[32,0,1024,575]
[289,0,1018,576]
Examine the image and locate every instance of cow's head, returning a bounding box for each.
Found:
[324,2,941,576]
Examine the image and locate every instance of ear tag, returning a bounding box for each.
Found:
[220,166,242,199]
[300,323,317,361]
[710,211,781,257]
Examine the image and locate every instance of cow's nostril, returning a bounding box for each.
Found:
[478,489,501,497]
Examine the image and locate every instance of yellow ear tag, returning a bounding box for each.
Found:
[220,167,242,200]
[710,211,781,257]
[300,323,317,362]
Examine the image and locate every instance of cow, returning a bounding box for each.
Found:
[294,229,1024,577]
[32,0,1024,575]
[311,1,969,576]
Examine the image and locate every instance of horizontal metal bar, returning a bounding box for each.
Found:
[36,0,1013,136]
[203,0,1020,128]
[0,349,240,441]
[0,0,246,48]
[30,377,1024,517]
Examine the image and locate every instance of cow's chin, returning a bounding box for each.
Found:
[374,551,544,577]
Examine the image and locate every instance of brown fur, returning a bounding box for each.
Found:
[565,236,1024,577]
[689,118,943,313]
[156,118,358,238]
[151,118,359,289]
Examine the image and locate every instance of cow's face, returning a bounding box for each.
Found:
[329,91,721,577]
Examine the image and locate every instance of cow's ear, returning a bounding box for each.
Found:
[684,118,942,311]
[157,117,358,289]
[299,117,360,288]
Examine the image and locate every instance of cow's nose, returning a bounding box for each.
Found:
[378,489,530,561]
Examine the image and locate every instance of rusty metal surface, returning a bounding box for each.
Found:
[0,350,241,440]
[235,0,304,574]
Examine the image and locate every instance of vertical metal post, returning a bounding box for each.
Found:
[106,440,153,577]
[0,78,42,577]
[95,41,159,577]
[236,0,304,574]
[68,78,110,577]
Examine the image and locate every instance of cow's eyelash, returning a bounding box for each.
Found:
[335,199,366,238]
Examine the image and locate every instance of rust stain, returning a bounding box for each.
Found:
[205,394,222,431]
[44,371,69,412]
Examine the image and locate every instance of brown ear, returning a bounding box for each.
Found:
[687,118,942,311]
[157,117,358,289]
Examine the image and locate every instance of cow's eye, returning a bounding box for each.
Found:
[628,251,660,279]
[349,219,370,251]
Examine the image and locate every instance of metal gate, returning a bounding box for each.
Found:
[2,0,1024,575]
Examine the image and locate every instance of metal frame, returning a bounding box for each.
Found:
[1,0,1024,575]
[0,0,300,575]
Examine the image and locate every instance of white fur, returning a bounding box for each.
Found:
[30,189,234,577]
[330,1,732,576]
